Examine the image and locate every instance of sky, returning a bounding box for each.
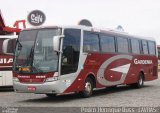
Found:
[1,0,160,44]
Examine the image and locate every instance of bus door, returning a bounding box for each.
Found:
[61,29,81,76]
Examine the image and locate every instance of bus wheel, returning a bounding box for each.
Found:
[131,73,144,88]
[80,78,93,98]
[46,94,56,98]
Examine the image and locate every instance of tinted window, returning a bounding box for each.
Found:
[148,41,156,55]
[61,29,80,75]
[0,38,7,54]
[131,39,140,54]
[117,37,129,53]
[100,35,115,52]
[83,31,100,52]
[7,39,17,54]
[142,40,149,54]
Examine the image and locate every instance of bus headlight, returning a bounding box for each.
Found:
[45,76,58,82]
[13,77,19,82]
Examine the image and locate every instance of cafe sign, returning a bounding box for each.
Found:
[27,10,46,26]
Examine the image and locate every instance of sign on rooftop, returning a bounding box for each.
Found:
[78,19,93,27]
[27,10,46,26]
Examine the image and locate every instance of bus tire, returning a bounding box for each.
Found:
[131,73,144,88]
[46,94,56,98]
[80,77,93,98]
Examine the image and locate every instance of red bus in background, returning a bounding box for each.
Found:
[0,10,24,87]
[0,35,17,86]
[6,25,157,97]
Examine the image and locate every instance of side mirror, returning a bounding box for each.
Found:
[3,38,17,55]
[53,35,64,52]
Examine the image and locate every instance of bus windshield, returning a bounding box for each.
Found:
[13,28,61,74]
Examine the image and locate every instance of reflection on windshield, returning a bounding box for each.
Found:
[33,30,59,72]
[14,29,61,74]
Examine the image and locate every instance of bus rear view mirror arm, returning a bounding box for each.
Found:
[53,35,64,52]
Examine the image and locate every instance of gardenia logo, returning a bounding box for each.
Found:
[134,59,152,64]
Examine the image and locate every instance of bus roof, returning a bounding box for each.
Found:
[22,25,155,41]
[0,35,18,39]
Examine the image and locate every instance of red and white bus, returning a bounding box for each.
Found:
[0,35,17,86]
[6,26,157,97]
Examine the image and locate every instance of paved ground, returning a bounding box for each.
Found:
[0,78,160,107]
[0,77,160,113]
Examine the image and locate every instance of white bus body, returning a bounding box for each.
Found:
[0,35,17,86]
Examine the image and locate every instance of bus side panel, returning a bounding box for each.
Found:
[124,55,158,84]
[4,71,13,86]
[63,53,102,93]
[63,70,93,93]
[62,53,158,93]
[0,55,13,86]
[0,72,3,86]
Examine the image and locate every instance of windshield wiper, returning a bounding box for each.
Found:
[15,40,22,57]
[25,47,45,74]
[26,46,34,66]
[17,40,22,49]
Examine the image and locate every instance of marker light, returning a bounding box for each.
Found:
[19,67,30,72]
[45,76,58,82]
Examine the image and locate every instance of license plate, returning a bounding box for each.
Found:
[27,86,36,91]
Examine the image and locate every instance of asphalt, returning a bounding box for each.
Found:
[0,76,160,113]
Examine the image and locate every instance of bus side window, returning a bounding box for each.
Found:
[83,31,100,52]
[142,40,149,54]
[131,39,140,54]
[7,39,17,54]
[0,38,7,54]
[100,35,115,53]
[117,37,129,53]
[148,41,156,55]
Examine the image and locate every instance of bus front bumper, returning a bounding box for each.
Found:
[13,80,66,94]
